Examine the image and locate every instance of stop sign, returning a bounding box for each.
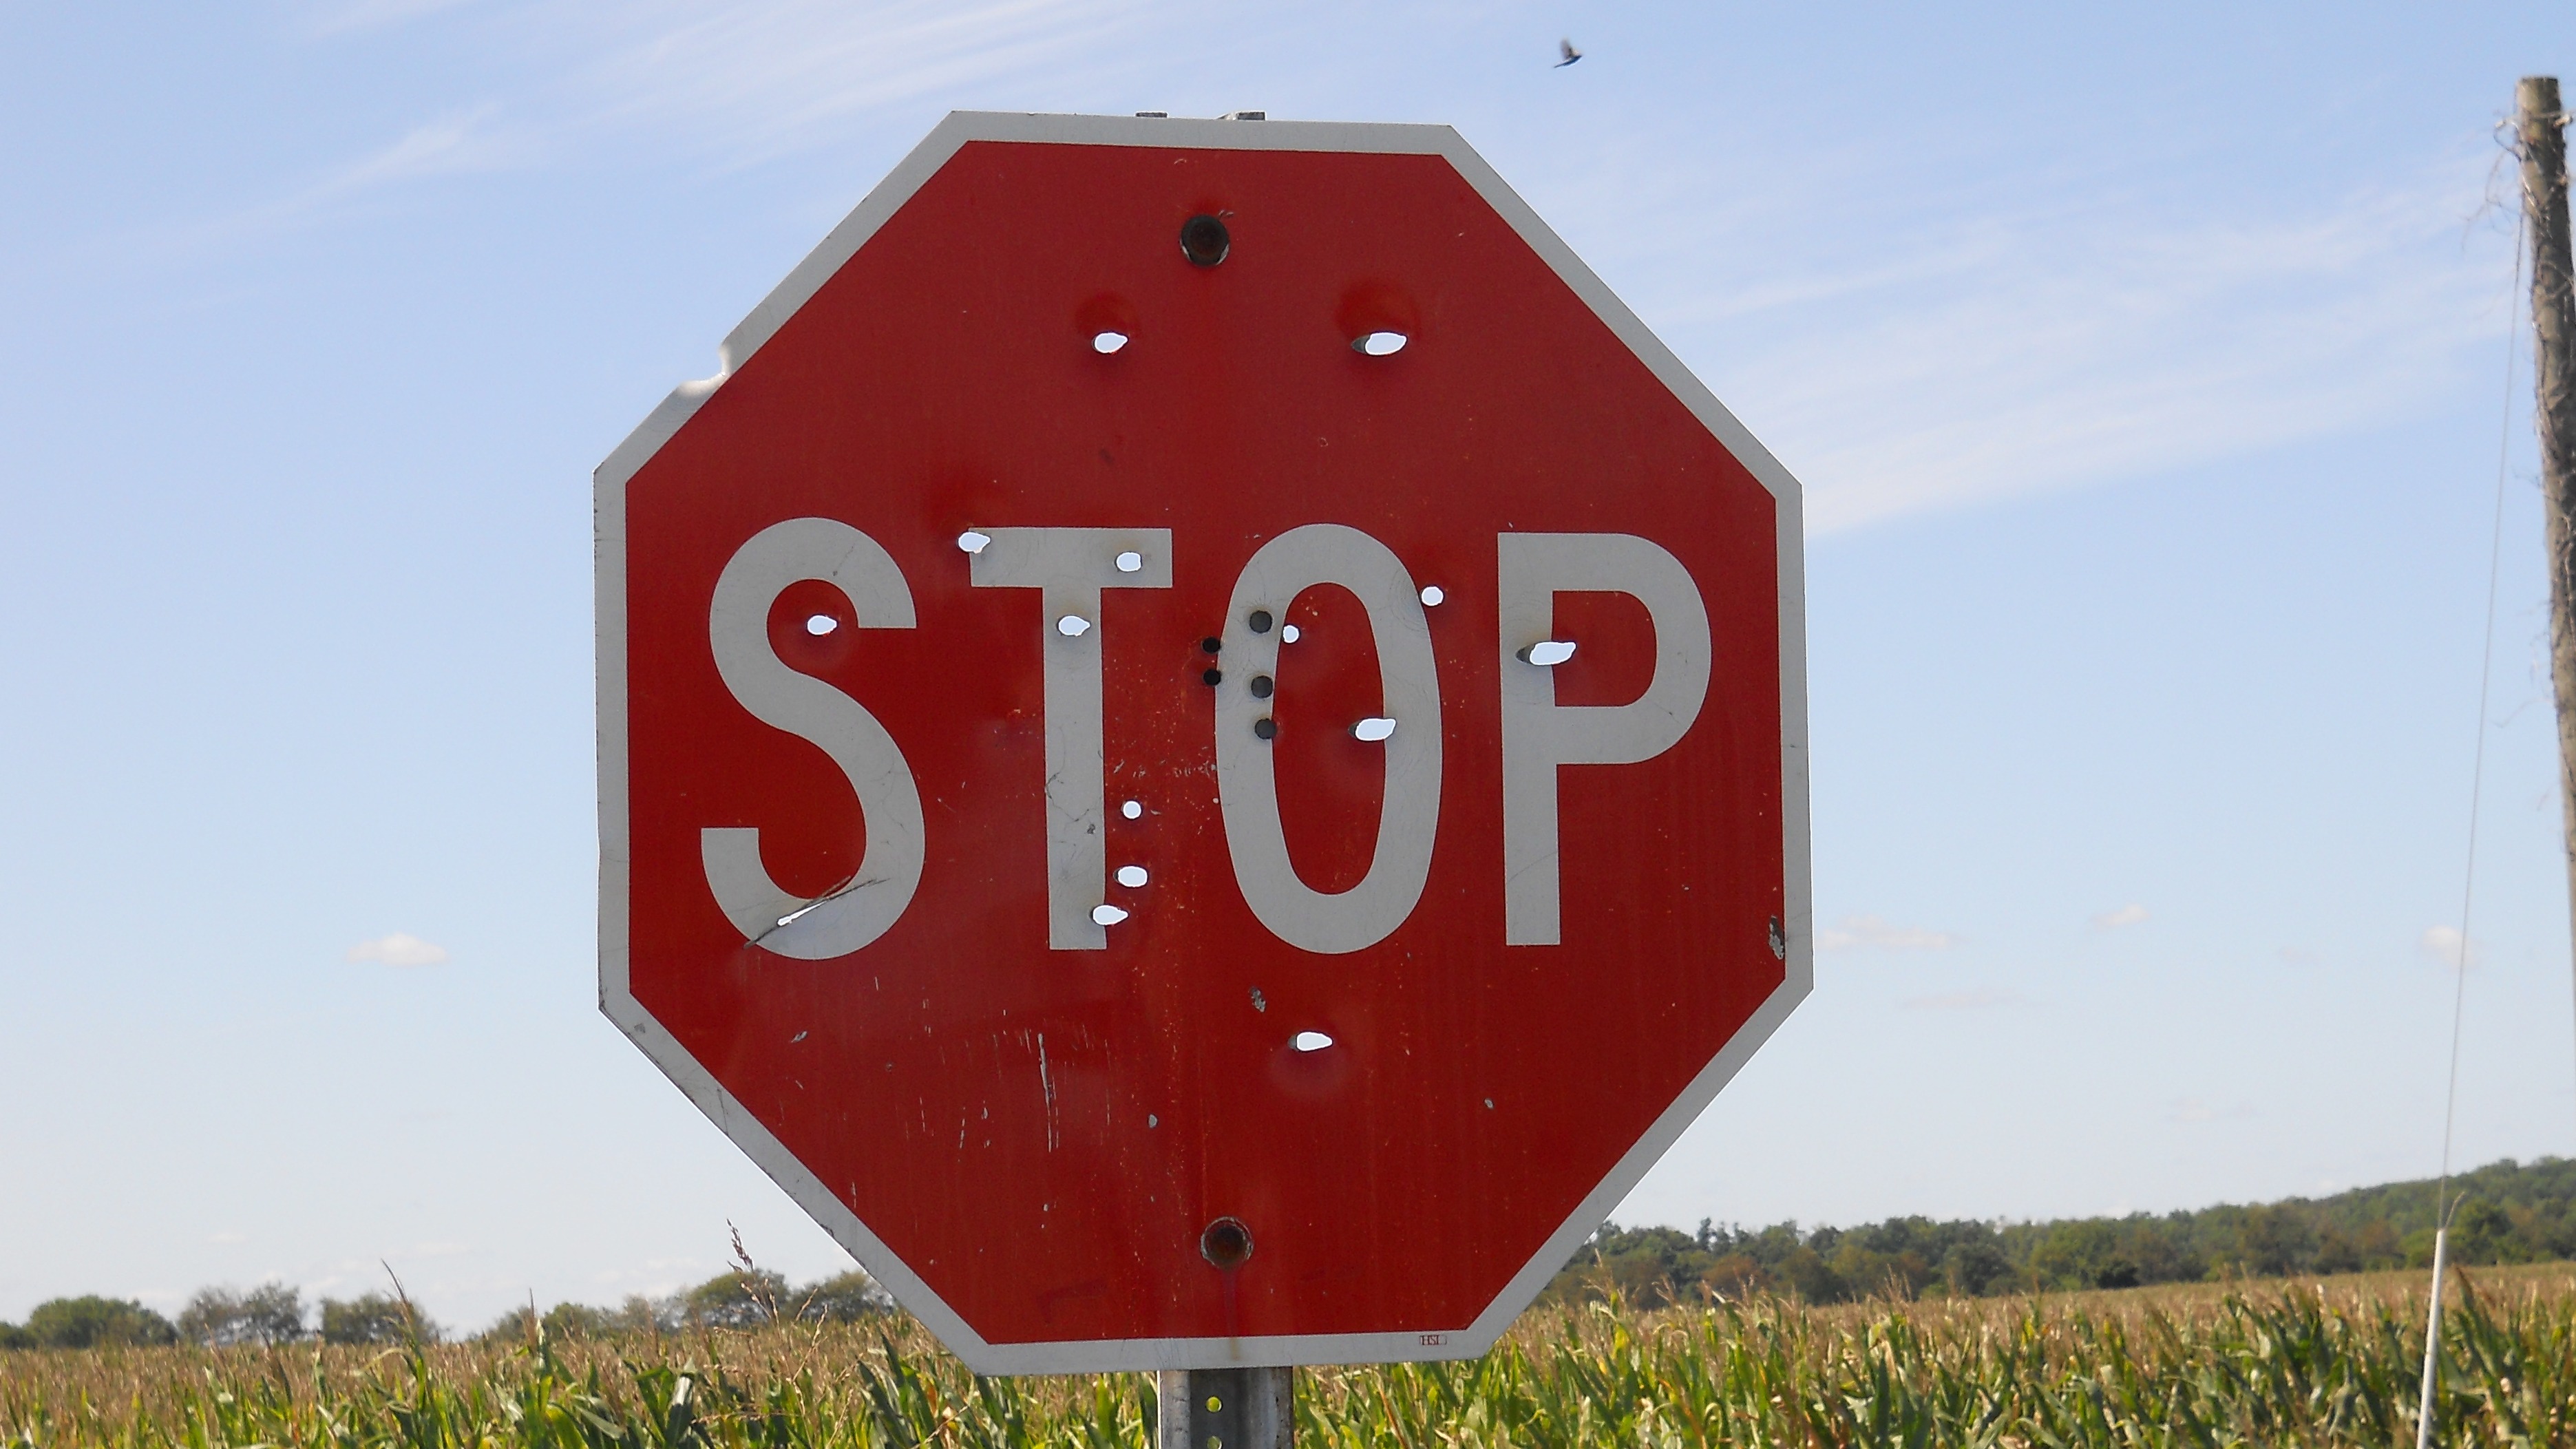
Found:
[597,112,1810,1373]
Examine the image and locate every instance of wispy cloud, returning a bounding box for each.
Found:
[1580,137,2512,534]
[1817,913,1962,952]
[2093,904,2151,930]
[347,933,450,967]
[560,0,1154,162]
[2420,924,2480,970]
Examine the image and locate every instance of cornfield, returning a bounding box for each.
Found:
[12,1266,2576,1448]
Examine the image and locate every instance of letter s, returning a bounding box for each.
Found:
[699,518,925,960]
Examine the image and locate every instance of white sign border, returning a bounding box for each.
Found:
[595,110,1813,1375]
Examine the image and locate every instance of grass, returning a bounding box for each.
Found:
[10,1266,2576,1447]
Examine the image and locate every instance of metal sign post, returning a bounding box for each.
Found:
[595,111,1810,1381]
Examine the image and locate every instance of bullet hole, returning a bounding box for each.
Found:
[1254,717,1277,740]
[1201,636,1223,653]
[1116,550,1144,572]
[1201,1216,1253,1268]
[1292,1030,1333,1052]
[1353,717,1396,741]
[1181,214,1231,267]
[1203,668,1223,686]
[1519,639,1577,666]
[1354,331,1408,356]
[804,614,839,635]
[1280,624,1300,642]
[1058,615,1092,637]
[1092,330,1130,354]
[957,531,991,554]
[1249,675,1274,699]
[1122,799,1143,819]
[1419,584,1444,606]
[1092,904,1129,926]
[1117,865,1149,888]
[1248,609,1273,633]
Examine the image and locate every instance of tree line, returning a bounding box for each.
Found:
[0,1267,891,1351]
[12,1156,2574,1346]
[1546,1156,2576,1306]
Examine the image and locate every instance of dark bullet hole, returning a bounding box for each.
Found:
[1248,609,1274,633]
[1249,675,1274,699]
[1203,668,1223,686]
[1253,717,1277,740]
[1201,1216,1254,1269]
[1201,637,1223,654]
[1181,214,1231,267]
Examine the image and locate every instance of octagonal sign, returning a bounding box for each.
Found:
[596,112,1810,1373]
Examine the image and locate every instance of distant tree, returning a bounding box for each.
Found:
[179,1283,305,1346]
[25,1296,177,1348]
[795,1271,893,1322]
[319,1293,434,1345]
[0,1320,29,1351]
[679,1269,787,1330]
[1941,1240,2016,1298]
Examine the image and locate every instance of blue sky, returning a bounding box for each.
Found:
[0,0,2569,1332]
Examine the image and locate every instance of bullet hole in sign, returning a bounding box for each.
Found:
[1419,584,1444,606]
[1292,1030,1333,1052]
[1249,675,1274,699]
[1181,214,1231,267]
[804,614,838,636]
[1519,639,1577,666]
[1203,668,1223,686]
[1121,800,1143,819]
[1091,904,1128,926]
[1253,717,1277,741]
[1058,615,1092,637]
[1092,330,1129,355]
[1201,636,1222,653]
[1353,717,1396,741]
[1280,624,1300,642]
[1248,609,1274,633]
[1354,331,1408,356]
[957,530,991,554]
[1115,550,1144,572]
[1116,865,1149,888]
[1201,1216,1254,1268]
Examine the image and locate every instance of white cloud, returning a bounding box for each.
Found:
[2420,924,2479,970]
[347,933,450,967]
[2093,904,2151,930]
[1901,988,2019,1011]
[1817,913,1961,952]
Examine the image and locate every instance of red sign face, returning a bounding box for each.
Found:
[597,113,1810,1373]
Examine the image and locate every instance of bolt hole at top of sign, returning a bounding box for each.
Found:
[1181,213,1230,267]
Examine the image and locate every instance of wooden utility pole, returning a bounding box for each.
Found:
[2525,77,2576,1082]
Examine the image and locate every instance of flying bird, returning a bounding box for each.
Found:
[1556,38,1582,67]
